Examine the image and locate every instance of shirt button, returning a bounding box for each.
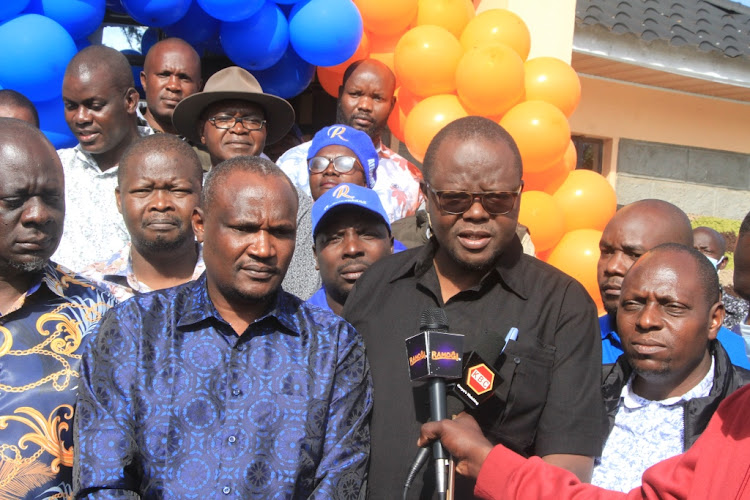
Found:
[222,486,231,495]
[228,435,236,444]
[232,389,242,397]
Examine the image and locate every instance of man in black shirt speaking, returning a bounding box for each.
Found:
[343,116,605,499]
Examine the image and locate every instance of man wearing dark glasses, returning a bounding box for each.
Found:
[344,116,605,499]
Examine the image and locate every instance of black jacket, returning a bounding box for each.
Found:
[602,339,750,450]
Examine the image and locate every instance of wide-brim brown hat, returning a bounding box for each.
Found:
[172,66,295,145]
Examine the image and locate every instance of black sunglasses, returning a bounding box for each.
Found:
[425,183,522,215]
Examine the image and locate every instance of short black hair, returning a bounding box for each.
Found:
[0,90,39,127]
[201,155,298,214]
[647,243,721,306]
[65,45,134,92]
[421,116,522,183]
[118,134,203,186]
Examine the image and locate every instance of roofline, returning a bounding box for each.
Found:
[573,24,750,89]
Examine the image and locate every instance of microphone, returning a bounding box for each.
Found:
[405,308,464,500]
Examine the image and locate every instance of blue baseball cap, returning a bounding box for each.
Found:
[308,125,378,188]
[312,183,391,238]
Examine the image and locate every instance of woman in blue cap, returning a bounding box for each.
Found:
[306,124,379,200]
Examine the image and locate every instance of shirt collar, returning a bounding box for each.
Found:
[3,262,92,316]
[388,236,528,300]
[622,355,716,408]
[103,242,205,282]
[176,274,300,336]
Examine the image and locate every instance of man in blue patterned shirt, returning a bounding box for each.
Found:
[0,118,115,499]
[74,156,373,499]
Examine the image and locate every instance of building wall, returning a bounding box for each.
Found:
[569,74,750,218]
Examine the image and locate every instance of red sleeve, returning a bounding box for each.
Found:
[474,443,697,500]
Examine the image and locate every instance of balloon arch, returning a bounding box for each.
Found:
[0,0,615,311]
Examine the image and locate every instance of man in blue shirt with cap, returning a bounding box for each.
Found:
[308,183,398,315]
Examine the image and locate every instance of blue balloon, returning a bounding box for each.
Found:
[24,0,105,40]
[105,0,125,13]
[121,49,144,93]
[75,37,92,51]
[254,46,314,99]
[44,130,77,148]
[0,14,77,101]
[197,0,264,22]
[220,3,289,70]
[141,27,159,54]
[0,0,30,21]
[289,0,362,67]
[121,0,191,27]
[35,95,77,148]
[163,0,220,47]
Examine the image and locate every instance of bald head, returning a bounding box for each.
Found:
[0,90,39,127]
[598,199,693,316]
[65,45,134,93]
[142,38,202,134]
[0,118,64,273]
[693,226,727,270]
[422,116,522,183]
[336,59,397,142]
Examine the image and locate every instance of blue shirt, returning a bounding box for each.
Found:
[75,275,372,499]
[0,262,114,500]
[599,313,750,369]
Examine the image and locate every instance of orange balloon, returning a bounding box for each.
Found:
[552,170,617,232]
[460,9,531,60]
[353,0,418,36]
[499,100,570,173]
[524,57,582,118]
[317,66,344,98]
[368,31,401,78]
[388,86,421,143]
[456,43,524,117]
[395,25,463,98]
[324,30,371,74]
[404,94,468,162]
[546,229,604,313]
[523,140,576,193]
[518,190,566,252]
[416,0,475,39]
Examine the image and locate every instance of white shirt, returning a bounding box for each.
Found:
[591,357,715,492]
[53,145,130,273]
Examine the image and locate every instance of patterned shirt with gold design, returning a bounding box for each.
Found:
[0,263,114,500]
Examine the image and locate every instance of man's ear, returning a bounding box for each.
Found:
[192,207,205,243]
[707,301,725,341]
[124,87,139,114]
[718,256,728,271]
[115,187,122,215]
[139,70,148,93]
[199,121,207,146]
[312,244,319,271]
[389,235,394,254]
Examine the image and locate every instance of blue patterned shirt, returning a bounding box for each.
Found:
[74,275,372,499]
[0,262,114,500]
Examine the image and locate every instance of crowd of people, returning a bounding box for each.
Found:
[1,37,749,499]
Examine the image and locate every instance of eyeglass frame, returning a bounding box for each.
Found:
[207,115,267,131]
[423,182,524,215]
[308,155,363,175]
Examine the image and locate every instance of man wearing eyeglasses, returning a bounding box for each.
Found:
[343,116,604,499]
[172,66,320,300]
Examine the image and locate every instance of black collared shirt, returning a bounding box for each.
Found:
[343,237,605,499]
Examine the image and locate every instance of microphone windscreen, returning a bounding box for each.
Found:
[420,308,449,332]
